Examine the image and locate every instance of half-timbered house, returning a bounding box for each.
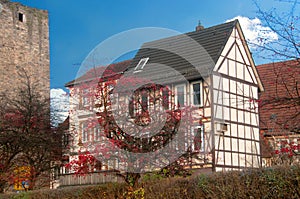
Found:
[125,19,264,171]
[60,19,264,186]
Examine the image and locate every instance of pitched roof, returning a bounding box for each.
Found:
[65,60,132,87]
[127,20,237,83]
[257,59,300,135]
[65,20,240,87]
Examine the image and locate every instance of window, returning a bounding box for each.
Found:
[162,87,170,109]
[63,134,70,147]
[95,160,102,171]
[192,126,204,151]
[141,90,148,112]
[18,13,24,22]
[107,83,118,109]
[107,84,114,100]
[94,127,101,141]
[175,84,186,107]
[191,82,202,106]
[80,89,89,108]
[134,57,149,72]
[53,166,60,180]
[81,122,91,142]
[128,96,135,118]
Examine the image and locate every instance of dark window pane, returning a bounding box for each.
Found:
[18,13,24,22]
[129,97,134,117]
[162,88,169,109]
[141,91,148,112]
[177,86,185,107]
[192,83,201,105]
[194,128,202,150]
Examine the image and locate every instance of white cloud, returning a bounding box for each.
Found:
[50,88,69,125]
[226,16,278,48]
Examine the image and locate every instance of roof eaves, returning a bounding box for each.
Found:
[64,60,132,88]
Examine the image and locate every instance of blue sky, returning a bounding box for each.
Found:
[10,0,292,90]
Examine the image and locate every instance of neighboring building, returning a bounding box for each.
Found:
[60,20,264,186]
[0,0,50,98]
[51,116,70,189]
[257,60,300,166]
[60,60,132,186]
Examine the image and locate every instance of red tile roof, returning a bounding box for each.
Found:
[257,59,300,136]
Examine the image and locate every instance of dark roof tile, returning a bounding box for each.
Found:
[127,20,237,82]
[65,60,132,87]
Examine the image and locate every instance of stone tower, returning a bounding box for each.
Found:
[0,0,50,99]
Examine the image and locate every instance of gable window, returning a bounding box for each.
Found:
[191,82,202,106]
[175,84,186,108]
[134,57,149,72]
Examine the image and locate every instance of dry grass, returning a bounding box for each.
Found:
[2,165,300,199]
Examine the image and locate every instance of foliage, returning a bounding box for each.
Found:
[65,151,97,176]
[66,63,198,191]
[271,139,300,165]
[2,165,300,199]
[0,67,62,192]
[158,159,192,178]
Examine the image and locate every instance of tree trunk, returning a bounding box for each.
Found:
[0,180,7,193]
[124,172,141,188]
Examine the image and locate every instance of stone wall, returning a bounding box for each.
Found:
[0,0,49,99]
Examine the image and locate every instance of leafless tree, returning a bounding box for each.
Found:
[253,0,300,62]
[253,0,300,165]
[0,67,62,191]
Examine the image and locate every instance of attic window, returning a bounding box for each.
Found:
[134,57,149,72]
[18,13,24,22]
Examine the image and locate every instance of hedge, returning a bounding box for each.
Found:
[1,165,300,199]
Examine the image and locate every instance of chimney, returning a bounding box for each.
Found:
[195,20,204,31]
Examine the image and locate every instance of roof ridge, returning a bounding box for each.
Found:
[257,58,300,67]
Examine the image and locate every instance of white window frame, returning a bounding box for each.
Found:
[81,88,90,108]
[162,86,171,110]
[190,81,202,106]
[94,127,101,141]
[107,83,119,110]
[134,57,149,73]
[140,89,149,112]
[82,122,88,142]
[191,126,204,152]
[175,84,186,108]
